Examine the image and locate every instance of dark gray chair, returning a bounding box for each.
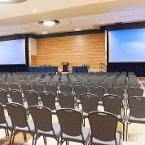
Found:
[80,93,99,118]
[31,84,44,94]
[57,108,90,145]
[0,89,9,106]
[9,89,23,105]
[59,85,72,94]
[40,92,56,112]
[89,111,121,145]
[58,93,75,109]
[74,86,87,105]
[108,87,124,98]
[29,106,60,145]
[20,84,31,93]
[8,83,20,91]
[45,85,58,96]
[127,87,143,98]
[0,83,9,91]
[24,90,39,107]
[0,103,12,137]
[102,94,123,120]
[90,86,105,101]
[6,103,35,145]
[126,96,145,140]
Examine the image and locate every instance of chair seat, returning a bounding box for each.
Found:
[63,127,90,143]
[129,116,145,123]
[37,123,61,138]
[92,132,121,145]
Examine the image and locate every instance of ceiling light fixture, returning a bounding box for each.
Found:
[39,20,60,27]
[0,0,27,4]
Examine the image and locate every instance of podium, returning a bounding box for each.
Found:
[61,62,69,72]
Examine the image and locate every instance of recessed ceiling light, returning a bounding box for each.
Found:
[32,9,37,13]
[42,31,48,35]
[39,20,60,27]
[0,0,27,3]
[75,28,82,31]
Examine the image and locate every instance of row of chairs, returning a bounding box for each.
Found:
[0,103,122,145]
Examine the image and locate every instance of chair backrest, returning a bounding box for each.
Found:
[0,83,9,91]
[127,87,143,98]
[102,94,122,115]
[24,90,39,106]
[57,108,82,136]
[80,93,99,114]
[8,83,20,91]
[6,103,28,128]
[89,111,118,142]
[31,84,44,94]
[129,96,145,118]
[40,92,56,110]
[9,89,23,105]
[90,86,105,100]
[0,103,6,124]
[0,89,8,105]
[74,86,87,100]
[29,106,53,132]
[45,85,58,96]
[108,87,124,98]
[20,84,31,92]
[59,85,72,93]
[58,93,75,109]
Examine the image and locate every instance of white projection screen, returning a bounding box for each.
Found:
[0,39,26,65]
[108,28,145,63]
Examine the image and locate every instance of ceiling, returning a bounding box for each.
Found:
[0,0,145,36]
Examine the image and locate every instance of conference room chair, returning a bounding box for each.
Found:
[0,103,12,137]
[102,94,125,140]
[108,87,125,98]
[9,89,24,105]
[88,111,122,145]
[0,83,9,92]
[80,93,99,125]
[74,85,87,106]
[29,106,60,145]
[6,103,35,145]
[8,83,20,91]
[45,84,58,96]
[59,84,73,94]
[89,86,105,101]
[102,94,124,120]
[57,108,90,145]
[20,83,32,93]
[126,96,145,140]
[31,83,44,94]
[127,87,144,98]
[0,89,9,106]
[24,90,39,107]
[40,92,56,113]
[58,93,75,109]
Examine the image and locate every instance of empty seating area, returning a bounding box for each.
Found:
[0,71,144,144]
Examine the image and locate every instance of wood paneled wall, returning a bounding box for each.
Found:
[31,33,106,70]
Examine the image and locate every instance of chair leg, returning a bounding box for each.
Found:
[66,141,69,145]
[43,136,47,145]
[9,130,14,145]
[5,129,9,138]
[11,132,16,145]
[32,135,35,145]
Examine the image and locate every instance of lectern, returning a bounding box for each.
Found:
[61,62,69,72]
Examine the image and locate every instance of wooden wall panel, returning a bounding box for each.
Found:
[31,33,106,70]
